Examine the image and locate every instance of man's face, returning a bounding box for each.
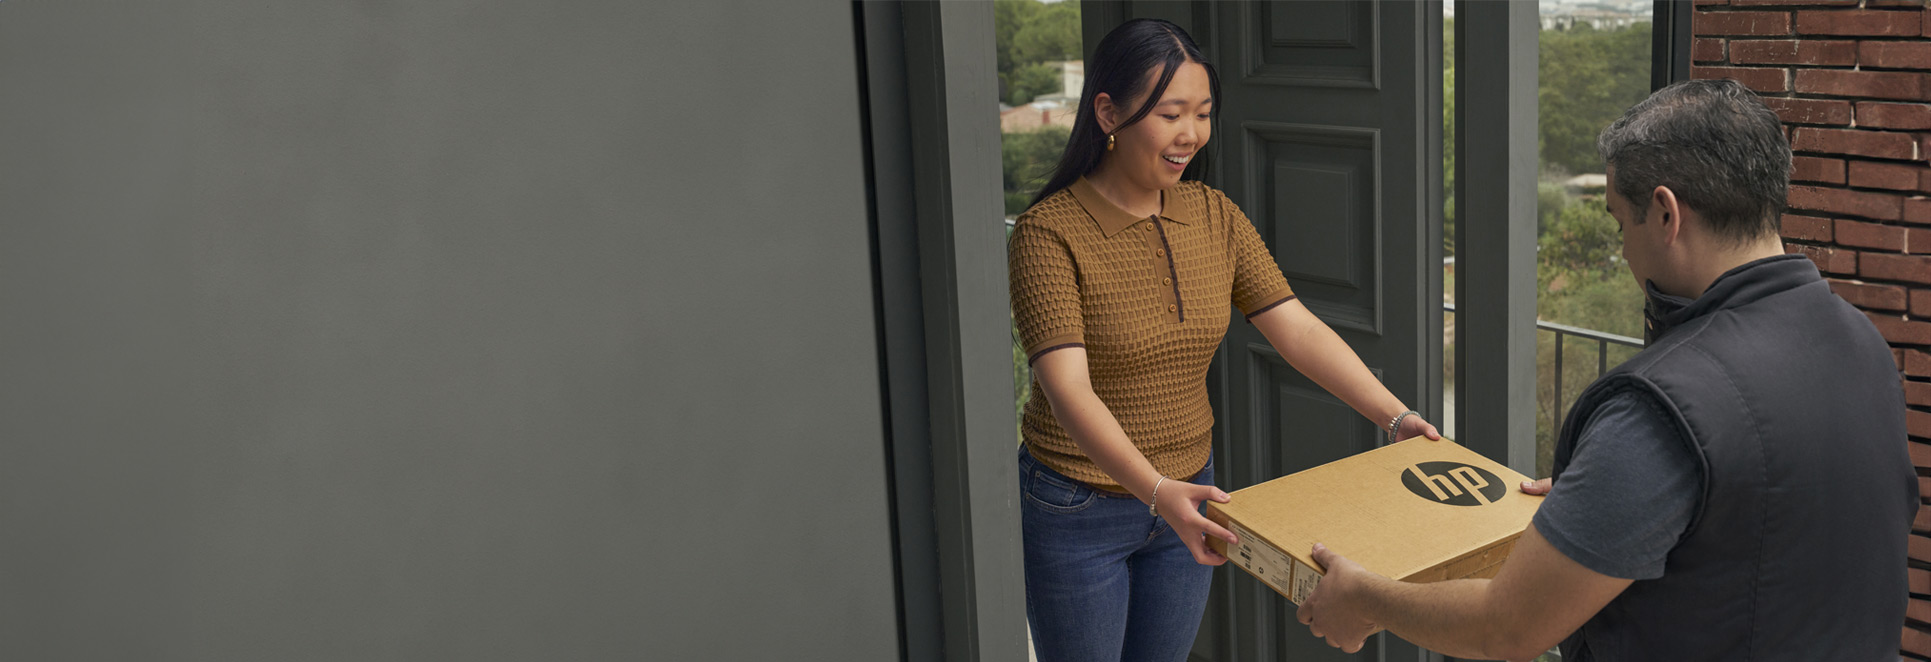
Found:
[1604,167,1659,292]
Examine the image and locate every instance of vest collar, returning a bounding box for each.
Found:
[1643,253,1818,343]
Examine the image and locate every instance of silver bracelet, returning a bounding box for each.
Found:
[1149,476,1169,517]
[1387,409,1421,444]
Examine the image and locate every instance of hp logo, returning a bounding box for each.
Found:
[1402,461,1506,506]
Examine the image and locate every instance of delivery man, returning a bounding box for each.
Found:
[1295,78,1918,661]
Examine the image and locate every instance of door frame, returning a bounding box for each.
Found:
[855,3,1026,661]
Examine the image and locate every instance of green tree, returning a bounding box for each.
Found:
[994,0,1042,75]
[1014,2,1081,64]
[1007,62,1064,107]
[995,0,1082,105]
[1539,22,1651,176]
[1443,19,1456,256]
[1002,127,1071,215]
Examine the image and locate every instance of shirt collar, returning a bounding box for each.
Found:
[1068,176,1200,238]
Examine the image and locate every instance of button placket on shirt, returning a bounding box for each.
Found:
[1145,217,1183,323]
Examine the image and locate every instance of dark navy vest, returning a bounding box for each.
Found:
[1552,255,1917,661]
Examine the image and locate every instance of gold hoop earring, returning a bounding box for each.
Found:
[1106,133,1116,151]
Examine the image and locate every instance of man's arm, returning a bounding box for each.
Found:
[1297,524,1630,660]
[1298,462,1646,659]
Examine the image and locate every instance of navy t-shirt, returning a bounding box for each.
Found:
[1530,390,1703,580]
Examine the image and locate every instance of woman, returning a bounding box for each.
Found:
[1008,19,1440,661]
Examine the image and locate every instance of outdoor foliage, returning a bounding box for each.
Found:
[996,0,1081,106]
[1004,127,1071,216]
[1538,22,1652,177]
[1443,17,1652,475]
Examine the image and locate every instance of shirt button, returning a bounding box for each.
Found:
[1168,304,1177,313]
[1144,225,1154,232]
[1156,249,1166,257]
[1163,277,1173,286]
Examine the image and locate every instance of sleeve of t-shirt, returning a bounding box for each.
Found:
[1207,187,1296,318]
[1007,221,1085,364]
[1529,390,1702,581]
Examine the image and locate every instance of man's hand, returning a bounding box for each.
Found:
[1520,477,1552,496]
[1296,543,1382,653]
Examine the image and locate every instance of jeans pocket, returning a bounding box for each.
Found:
[1023,466,1097,515]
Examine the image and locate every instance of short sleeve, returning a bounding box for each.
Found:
[1008,221,1085,363]
[1214,189,1297,318]
[1530,391,1702,580]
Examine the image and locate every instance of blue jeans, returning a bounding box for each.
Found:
[1019,446,1216,662]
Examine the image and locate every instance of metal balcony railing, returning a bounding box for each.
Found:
[1445,302,1645,435]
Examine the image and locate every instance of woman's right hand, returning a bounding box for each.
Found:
[1154,480,1240,566]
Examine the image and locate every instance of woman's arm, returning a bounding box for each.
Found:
[1031,347,1239,564]
[1246,299,1440,440]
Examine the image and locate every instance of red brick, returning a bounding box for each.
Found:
[1925,4,1931,37]
[1789,243,1859,274]
[1856,102,1931,130]
[1867,309,1931,343]
[1790,184,1906,219]
[1909,197,1931,223]
[1795,9,1923,36]
[1908,349,1931,376]
[1694,11,1792,36]
[1924,169,1931,193]
[1764,97,1851,125]
[1912,410,1931,439]
[1692,65,1789,93]
[1849,160,1926,191]
[1781,213,1835,240]
[1730,39,1857,66]
[1791,156,1846,184]
[1870,0,1929,5]
[1831,278,1910,310]
[1915,289,1931,316]
[1862,41,1931,70]
[1731,0,1858,4]
[1793,69,1931,101]
[1861,251,1931,283]
[1910,226,1931,252]
[1908,379,1931,406]
[1693,38,1726,63]
[1790,127,1918,160]
[1837,218,1909,250]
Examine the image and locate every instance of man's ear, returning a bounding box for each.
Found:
[1652,185,1682,246]
[1094,93,1118,135]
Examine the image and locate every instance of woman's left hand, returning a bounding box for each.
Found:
[1397,414,1441,442]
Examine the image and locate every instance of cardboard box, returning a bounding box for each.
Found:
[1204,437,1542,605]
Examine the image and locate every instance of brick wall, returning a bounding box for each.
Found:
[1691,0,1931,657]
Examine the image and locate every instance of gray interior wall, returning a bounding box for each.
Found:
[0,2,900,660]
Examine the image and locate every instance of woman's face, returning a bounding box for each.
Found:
[1101,61,1213,192]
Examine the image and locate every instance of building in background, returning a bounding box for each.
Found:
[999,60,1082,133]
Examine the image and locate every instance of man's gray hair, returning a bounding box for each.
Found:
[1597,79,1791,242]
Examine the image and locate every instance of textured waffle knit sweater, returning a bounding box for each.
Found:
[1009,177,1296,491]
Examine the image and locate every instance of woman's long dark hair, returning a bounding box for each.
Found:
[1028,19,1221,209]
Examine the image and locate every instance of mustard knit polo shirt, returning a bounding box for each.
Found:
[1009,177,1296,491]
